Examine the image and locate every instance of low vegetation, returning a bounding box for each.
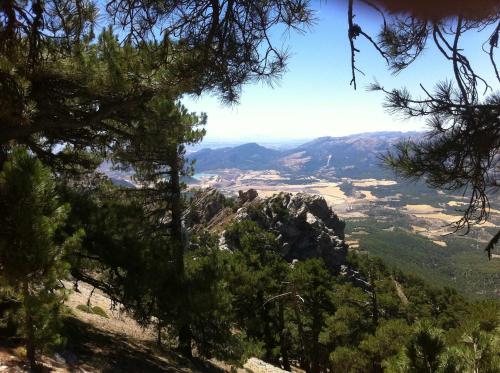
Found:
[75,305,109,319]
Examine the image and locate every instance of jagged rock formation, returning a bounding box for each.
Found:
[236,192,347,270]
[238,188,258,204]
[187,188,236,233]
[187,188,348,270]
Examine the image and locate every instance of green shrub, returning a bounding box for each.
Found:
[76,304,108,318]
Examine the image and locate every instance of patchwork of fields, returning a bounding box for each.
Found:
[189,168,500,298]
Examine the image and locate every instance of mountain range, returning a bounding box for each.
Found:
[189,131,422,179]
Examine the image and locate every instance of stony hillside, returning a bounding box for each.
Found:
[0,281,293,373]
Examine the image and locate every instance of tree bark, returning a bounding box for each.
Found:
[23,282,37,372]
[310,308,321,373]
[169,149,192,357]
[292,297,309,372]
[278,299,291,371]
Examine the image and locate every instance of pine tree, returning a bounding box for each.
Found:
[288,259,335,373]
[113,95,205,356]
[0,1,312,170]
[0,148,79,370]
[225,220,291,366]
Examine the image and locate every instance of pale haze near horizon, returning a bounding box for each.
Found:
[182,2,496,143]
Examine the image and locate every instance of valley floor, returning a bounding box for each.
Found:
[189,169,500,298]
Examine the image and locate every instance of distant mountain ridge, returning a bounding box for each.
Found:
[191,142,280,171]
[189,131,423,179]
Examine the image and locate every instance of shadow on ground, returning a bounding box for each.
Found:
[63,317,224,373]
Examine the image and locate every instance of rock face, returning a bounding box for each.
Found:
[187,188,238,234]
[244,357,289,373]
[236,192,347,270]
[238,188,258,204]
[187,188,348,270]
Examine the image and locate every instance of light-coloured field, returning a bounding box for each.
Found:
[447,201,500,217]
[404,204,461,223]
[405,204,462,223]
[414,212,461,223]
[411,225,428,233]
[359,190,377,201]
[404,204,442,214]
[237,180,350,207]
[432,240,447,247]
[405,204,498,227]
[410,224,453,242]
[489,208,500,215]
[239,170,289,181]
[255,189,291,199]
[351,179,397,187]
[345,239,360,249]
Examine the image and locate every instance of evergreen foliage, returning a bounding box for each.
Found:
[0,1,312,169]
[0,148,80,370]
[219,223,500,372]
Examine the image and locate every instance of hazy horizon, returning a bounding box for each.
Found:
[188,129,424,151]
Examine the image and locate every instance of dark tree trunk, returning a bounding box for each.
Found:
[292,298,309,372]
[369,272,379,329]
[170,150,184,280]
[157,321,163,348]
[310,310,321,373]
[0,145,8,170]
[23,282,37,372]
[169,150,192,357]
[258,292,275,363]
[279,299,291,371]
[178,324,193,358]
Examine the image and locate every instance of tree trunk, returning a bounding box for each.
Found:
[0,145,8,170]
[178,324,193,358]
[259,293,276,363]
[23,282,37,372]
[369,272,379,329]
[157,321,163,348]
[292,298,309,372]
[278,299,291,371]
[170,152,184,282]
[310,309,321,373]
[169,149,192,357]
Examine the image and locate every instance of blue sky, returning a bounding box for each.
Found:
[182,1,497,142]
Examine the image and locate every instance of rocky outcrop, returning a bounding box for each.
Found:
[238,188,258,204]
[244,357,289,373]
[184,188,238,233]
[235,192,347,270]
[187,188,230,231]
[187,188,348,270]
